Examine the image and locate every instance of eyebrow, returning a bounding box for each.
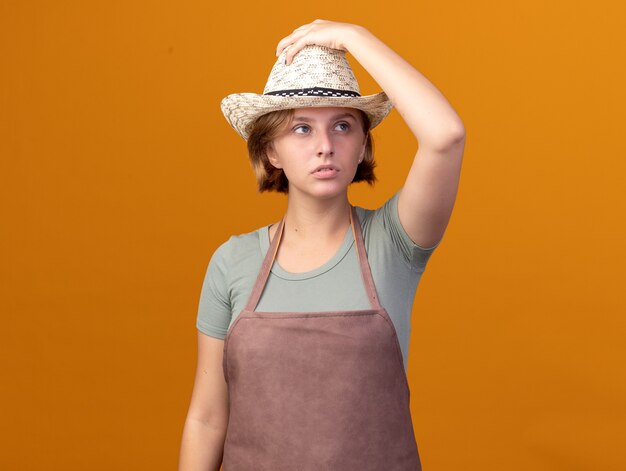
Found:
[292,112,359,123]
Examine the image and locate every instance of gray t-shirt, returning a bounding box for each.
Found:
[196,191,441,370]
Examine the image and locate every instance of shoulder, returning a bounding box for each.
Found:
[217,226,265,258]
[202,225,266,291]
[353,191,440,271]
[353,191,400,232]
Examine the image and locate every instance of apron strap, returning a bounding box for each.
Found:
[349,205,382,310]
[245,206,382,312]
[244,215,286,312]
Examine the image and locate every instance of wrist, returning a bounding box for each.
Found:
[342,24,376,54]
[341,24,368,51]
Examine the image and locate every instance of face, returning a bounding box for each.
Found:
[266,107,367,200]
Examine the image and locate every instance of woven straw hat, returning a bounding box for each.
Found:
[220,45,393,140]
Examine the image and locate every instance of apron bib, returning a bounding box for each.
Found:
[222,206,422,470]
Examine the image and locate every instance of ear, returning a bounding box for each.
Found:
[359,136,367,161]
[266,145,283,169]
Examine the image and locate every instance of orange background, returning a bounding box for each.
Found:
[2,1,625,469]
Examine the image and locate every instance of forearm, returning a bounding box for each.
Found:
[344,26,465,149]
[178,418,226,471]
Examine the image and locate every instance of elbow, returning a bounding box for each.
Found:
[426,120,466,153]
[443,120,466,146]
[452,121,466,142]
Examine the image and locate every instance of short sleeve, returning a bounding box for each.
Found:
[196,240,232,339]
[373,191,442,272]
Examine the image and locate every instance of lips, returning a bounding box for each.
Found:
[311,164,340,180]
[312,165,338,174]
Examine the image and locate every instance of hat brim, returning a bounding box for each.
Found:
[221,92,393,140]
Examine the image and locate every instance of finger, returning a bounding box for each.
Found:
[276,37,295,56]
[285,37,313,65]
[276,28,310,56]
[293,23,312,32]
[276,25,312,55]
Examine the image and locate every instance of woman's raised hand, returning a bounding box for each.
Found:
[277,18,465,252]
[276,19,363,65]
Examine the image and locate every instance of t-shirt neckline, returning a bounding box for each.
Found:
[259,211,361,281]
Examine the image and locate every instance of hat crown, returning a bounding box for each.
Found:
[263,45,360,95]
[220,44,392,140]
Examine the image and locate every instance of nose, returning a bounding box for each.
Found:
[316,129,334,157]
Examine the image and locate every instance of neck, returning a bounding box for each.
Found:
[282,191,351,240]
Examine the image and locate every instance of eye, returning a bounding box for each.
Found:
[334,121,351,132]
[292,124,311,135]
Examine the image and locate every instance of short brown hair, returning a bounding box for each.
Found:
[247,109,376,193]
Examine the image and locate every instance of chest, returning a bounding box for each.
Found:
[257,248,370,312]
[273,232,348,273]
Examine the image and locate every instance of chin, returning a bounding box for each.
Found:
[290,182,350,201]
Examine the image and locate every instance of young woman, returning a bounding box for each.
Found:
[179,19,465,471]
